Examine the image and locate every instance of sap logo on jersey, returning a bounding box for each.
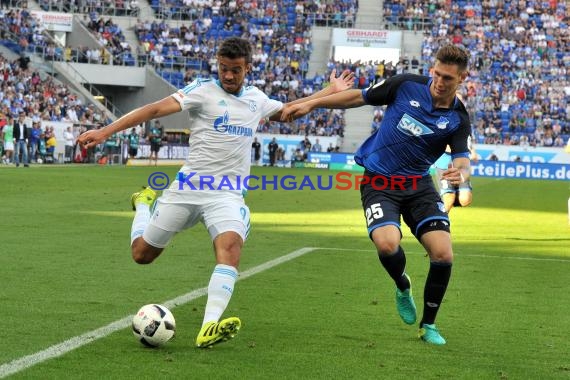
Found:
[397,113,434,137]
[214,111,253,136]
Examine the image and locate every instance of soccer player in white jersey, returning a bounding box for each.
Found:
[77,37,354,348]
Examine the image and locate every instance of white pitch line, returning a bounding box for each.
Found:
[317,247,570,263]
[2,245,567,377]
[450,253,570,263]
[0,247,317,379]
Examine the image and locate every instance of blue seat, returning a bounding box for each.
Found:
[124,53,135,66]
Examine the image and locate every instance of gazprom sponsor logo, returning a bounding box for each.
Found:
[213,111,253,137]
[397,113,434,137]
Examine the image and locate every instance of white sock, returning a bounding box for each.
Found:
[202,264,238,326]
[130,204,150,245]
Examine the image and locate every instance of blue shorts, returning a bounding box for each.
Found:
[360,171,449,240]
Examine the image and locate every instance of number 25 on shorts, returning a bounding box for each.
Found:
[365,203,384,226]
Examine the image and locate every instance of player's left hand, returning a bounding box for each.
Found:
[441,164,465,186]
[328,69,355,93]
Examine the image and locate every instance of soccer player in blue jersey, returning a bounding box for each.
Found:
[281,45,472,345]
[78,37,354,349]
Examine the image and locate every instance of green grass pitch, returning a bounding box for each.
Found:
[0,165,569,379]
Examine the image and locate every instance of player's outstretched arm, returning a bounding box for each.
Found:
[77,96,181,149]
[278,89,366,122]
[288,69,355,106]
[268,69,355,122]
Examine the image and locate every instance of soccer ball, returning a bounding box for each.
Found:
[132,304,176,347]
[37,158,43,164]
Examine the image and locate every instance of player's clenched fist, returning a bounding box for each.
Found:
[77,128,109,149]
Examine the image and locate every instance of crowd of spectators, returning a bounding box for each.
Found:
[24,0,356,138]
[418,0,569,148]
[39,0,140,17]
[147,0,356,26]
[0,8,98,63]
[0,7,136,65]
[0,2,356,143]
[0,50,115,164]
[2,0,569,152]
[0,53,111,125]
[37,0,356,26]
[380,0,569,149]
[383,0,439,31]
[0,8,47,53]
[132,0,356,138]
[85,15,136,65]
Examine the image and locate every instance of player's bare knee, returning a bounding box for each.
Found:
[430,250,454,263]
[216,245,241,267]
[213,233,243,268]
[132,250,154,264]
[424,244,454,263]
[131,238,161,264]
[375,241,400,256]
[371,227,400,256]
[459,195,472,207]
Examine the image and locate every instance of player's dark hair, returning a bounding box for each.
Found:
[435,45,469,72]
[217,37,253,63]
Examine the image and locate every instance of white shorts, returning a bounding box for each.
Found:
[3,141,14,151]
[142,196,251,248]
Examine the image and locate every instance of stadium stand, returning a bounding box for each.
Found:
[31,0,357,138]
[379,0,569,147]
[127,0,356,137]
[0,0,568,163]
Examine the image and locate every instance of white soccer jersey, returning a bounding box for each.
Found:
[163,78,283,203]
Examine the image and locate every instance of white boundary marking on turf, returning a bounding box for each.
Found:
[2,245,568,377]
[0,247,317,379]
[317,247,570,263]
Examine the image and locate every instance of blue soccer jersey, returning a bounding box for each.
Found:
[356,74,471,176]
